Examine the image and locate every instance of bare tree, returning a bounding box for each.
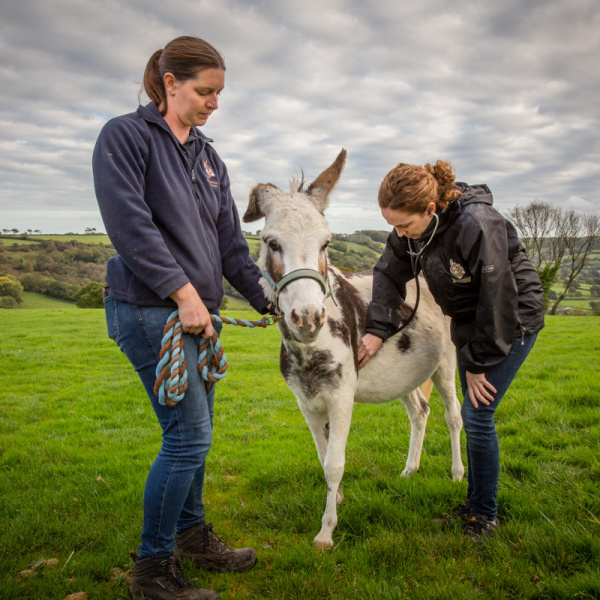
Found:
[508,202,600,313]
[550,212,600,314]
[507,201,567,309]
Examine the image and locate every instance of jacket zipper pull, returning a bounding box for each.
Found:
[191,169,196,183]
[521,329,525,346]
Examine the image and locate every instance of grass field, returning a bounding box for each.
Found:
[0,238,41,246]
[0,312,599,599]
[0,234,112,245]
[33,234,111,245]
[18,292,77,309]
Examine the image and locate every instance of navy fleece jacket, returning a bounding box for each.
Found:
[93,103,268,313]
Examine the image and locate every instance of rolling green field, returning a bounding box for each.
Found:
[18,292,77,309]
[0,234,111,245]
[0,312,599,599]
[2,232,598,312]
[0,238,41,246]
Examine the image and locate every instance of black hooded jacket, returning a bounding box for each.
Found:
[365,183,545,373]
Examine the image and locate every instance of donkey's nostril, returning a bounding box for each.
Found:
[290,309,302,326]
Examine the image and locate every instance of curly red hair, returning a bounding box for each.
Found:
[378,160,462,213]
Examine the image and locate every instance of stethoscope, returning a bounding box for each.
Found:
[397,211,440,332]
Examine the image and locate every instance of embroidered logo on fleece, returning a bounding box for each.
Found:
[203,159,219,188]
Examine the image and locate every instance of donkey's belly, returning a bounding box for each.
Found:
[355,371,421,404]
[354,340,438,404]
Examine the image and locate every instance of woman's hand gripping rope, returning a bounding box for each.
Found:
[153,310,280,406]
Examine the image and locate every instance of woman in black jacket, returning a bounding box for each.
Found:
[358,160,545,538]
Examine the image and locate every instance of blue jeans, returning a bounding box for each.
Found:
[104,296,221,558]
[458,333,538,521]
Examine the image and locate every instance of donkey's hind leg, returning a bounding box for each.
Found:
[399,388,430,477]
[420,378,434,401]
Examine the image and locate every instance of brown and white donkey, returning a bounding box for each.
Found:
[243,150,464,548]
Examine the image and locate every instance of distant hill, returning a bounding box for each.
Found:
[1,233,598,313]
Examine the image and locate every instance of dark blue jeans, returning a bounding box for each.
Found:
[104,296,221,558]
[458,333,538,521]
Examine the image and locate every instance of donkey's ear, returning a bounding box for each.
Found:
[243,183,279,223]
[306,149,346,213]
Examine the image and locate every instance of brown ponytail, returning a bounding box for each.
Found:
[140,36,226,115]
[378,160,462,213]
[142,50,165,108]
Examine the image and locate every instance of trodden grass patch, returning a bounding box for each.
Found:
[0,311,598,599]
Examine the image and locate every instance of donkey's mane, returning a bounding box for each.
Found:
[290,169,307,194]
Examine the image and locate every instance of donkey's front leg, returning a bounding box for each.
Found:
[302,408,344,506]
[301,407,330,470]
[313,392,354,548]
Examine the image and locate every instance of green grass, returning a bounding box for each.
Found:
[17,292,78,309]
[0,313,598,599]
[32,234,111,244]
[560,298,596,310]
[0,238,41,246]
[222,295,254,311]
[0,234,112,245]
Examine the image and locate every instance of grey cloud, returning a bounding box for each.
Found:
[0,0,598,235]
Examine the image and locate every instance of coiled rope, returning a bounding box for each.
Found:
[153,310,279,406]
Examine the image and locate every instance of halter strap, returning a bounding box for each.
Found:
[262,268,338,312]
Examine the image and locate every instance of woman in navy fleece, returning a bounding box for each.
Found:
[93,36,269,600]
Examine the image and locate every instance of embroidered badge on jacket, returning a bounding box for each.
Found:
[450,259,466,279]
[203,159,219,188]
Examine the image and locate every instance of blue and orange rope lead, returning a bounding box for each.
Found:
[153,310,279,406]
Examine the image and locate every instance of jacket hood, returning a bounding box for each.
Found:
[456,182,494,207]
[418,183,494,242]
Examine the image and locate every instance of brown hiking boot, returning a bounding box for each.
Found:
[130,555,218,600]
[175,523,257,573]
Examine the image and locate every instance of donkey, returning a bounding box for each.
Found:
[243,150,464,548]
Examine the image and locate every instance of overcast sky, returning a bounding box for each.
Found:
[1,0,598,235]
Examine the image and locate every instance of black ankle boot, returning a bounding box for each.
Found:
[130,555,218,600]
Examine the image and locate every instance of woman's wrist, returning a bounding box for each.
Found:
[169,282,198,304]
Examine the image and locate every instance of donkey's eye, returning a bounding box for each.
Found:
[321,241,330,252]
[268,240,281,252]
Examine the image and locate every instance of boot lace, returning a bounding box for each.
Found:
[161,556,196,591]
[201,523,231,553]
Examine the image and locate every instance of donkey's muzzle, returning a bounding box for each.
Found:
[289,306,326,341]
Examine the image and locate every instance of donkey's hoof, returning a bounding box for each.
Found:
[314,538,334,549]
[336,484,344,505]
[400,467,417,478]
